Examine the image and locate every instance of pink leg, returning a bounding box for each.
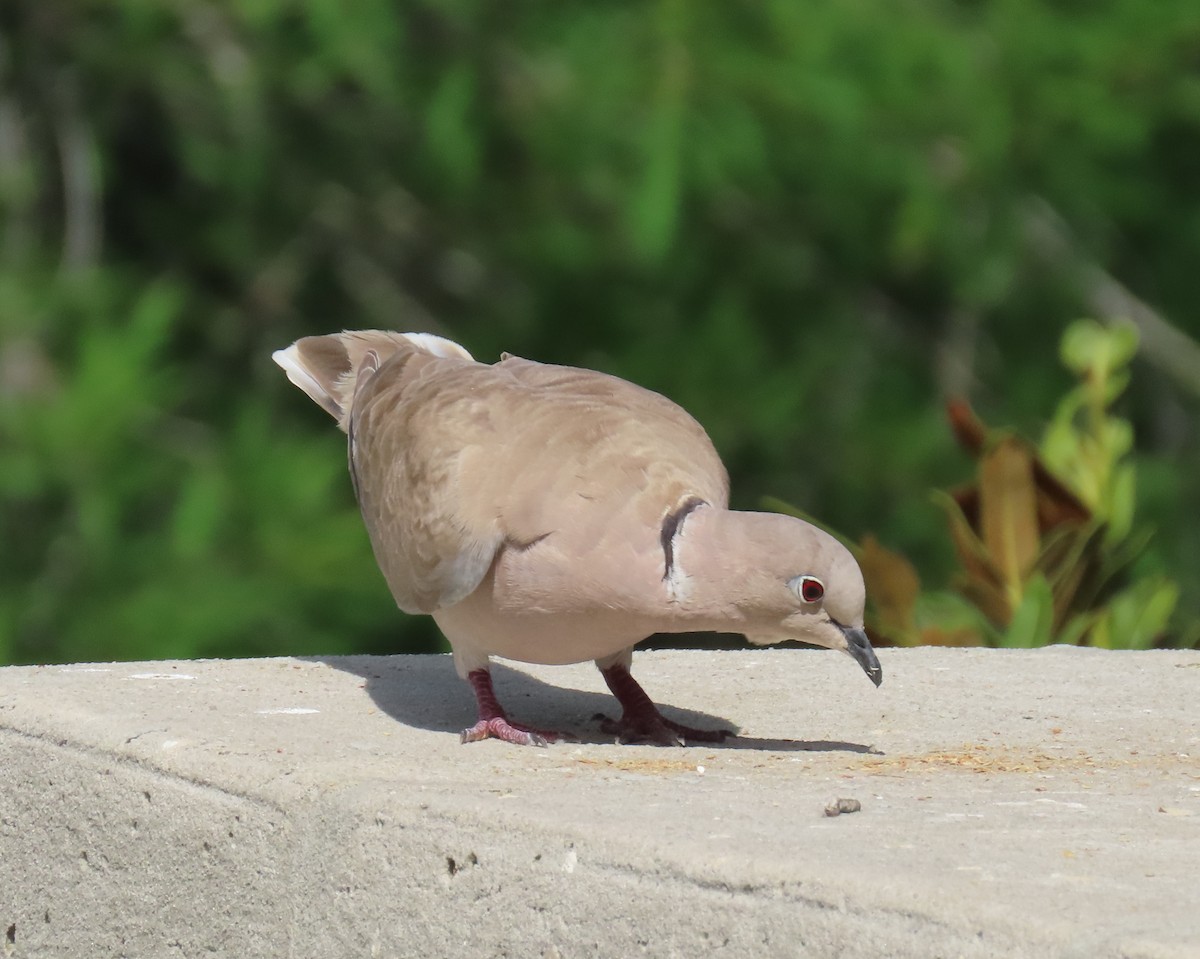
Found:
[599,665,733,745]
[459,668,563,747]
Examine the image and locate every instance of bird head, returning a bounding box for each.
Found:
[680,508,882,687]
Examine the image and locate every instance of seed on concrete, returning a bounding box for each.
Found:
[824,798,862,817]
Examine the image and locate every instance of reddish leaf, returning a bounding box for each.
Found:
[946,398,988,456]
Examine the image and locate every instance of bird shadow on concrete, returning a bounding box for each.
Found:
[318,654,879,755]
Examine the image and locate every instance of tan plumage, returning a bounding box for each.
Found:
[273,331,881,746]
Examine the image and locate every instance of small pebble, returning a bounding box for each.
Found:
[824,797,862,817]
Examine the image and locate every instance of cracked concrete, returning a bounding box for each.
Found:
[1,647,1198,958]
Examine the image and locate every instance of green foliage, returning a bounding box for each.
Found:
[0,271,442,664]
[1093,575,1180,651]
[1042,320,1140,542]
[1,1,1198,663]
[863,320,1183,650]
[1002,575,1057,650]
[1034,320,1181,648]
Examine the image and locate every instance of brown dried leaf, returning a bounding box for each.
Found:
[956,574,1014,627]
[919,626,984,647]
[979,437,1040,592]
[933,491,1003,589]
[859,534,921,643]
[1032,459,1091,532]
[950,484,980,532]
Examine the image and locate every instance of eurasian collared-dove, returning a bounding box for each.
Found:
[273,331,882,746]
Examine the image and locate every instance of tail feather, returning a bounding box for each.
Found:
[271,330,473,430]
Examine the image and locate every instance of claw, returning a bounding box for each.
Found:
[597,712,730,745]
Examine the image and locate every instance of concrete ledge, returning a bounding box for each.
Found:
[2,648,1198,958]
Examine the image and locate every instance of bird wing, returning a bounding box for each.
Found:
[348,348,729,614]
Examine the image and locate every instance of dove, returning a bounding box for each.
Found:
[272,331,882,746]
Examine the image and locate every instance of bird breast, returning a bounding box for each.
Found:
[432,528,673,667]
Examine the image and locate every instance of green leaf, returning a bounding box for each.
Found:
[1040,387,1086,473]
[1060,319,1107,375]
[1101,369,1131,405]
[1034,521,1104,628]
[1056,611,1098,648]
[1075,524,1153,613]
[1101,418,1133,461]
[1105,323,1140,369]
[1104,463,1136,544]
[1099,577,1179,650]
[1001,574,1056,648]
[1060,319,1139,378]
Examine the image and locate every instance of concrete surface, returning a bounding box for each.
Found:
[1,647,1198,959]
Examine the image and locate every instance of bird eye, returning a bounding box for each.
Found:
[793,575,825,604]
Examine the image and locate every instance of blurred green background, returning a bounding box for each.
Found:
[2,1,1197,665]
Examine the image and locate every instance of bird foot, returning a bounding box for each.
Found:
[594,711,733,746]
[459,716,562,747]
[597,663,734,745]
[460,668,567,746]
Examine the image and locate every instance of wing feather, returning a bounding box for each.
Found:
[348,349,729,614]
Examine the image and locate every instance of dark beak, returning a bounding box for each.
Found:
[841,625,883,687]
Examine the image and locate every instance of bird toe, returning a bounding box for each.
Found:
[459,717,558,747]
[597,712,731,746]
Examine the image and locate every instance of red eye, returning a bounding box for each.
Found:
[798,576,825,604]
